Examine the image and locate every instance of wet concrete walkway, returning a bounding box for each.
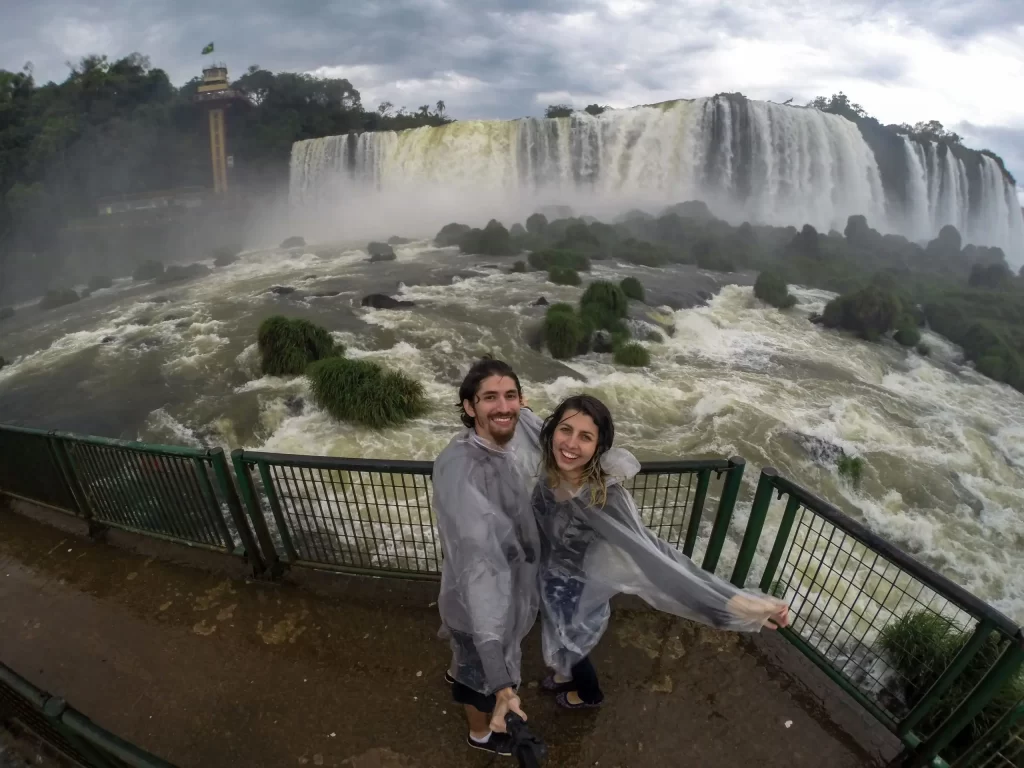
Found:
[0,504,897,767]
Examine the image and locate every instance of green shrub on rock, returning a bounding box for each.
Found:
[754,270,797,309]
[581,281,629,320]
[257,315,340,376]
[458,219,514,256]
[620,277,645,302]
[527,249,591,272]
[543,306,588,360]
[879,610,1024,759]
[133,260,164,281]
[822,285,907,342]
[548,267,581,286]
[38,288,80,310]
[614,342,650,367]
[307,357,427,428]
[894,316,921,347]
[837,455,864,486]
[526,213,548,235]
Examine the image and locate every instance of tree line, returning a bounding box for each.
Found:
[0,53,452,270]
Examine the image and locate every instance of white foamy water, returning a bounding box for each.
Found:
[1,244,1022,621]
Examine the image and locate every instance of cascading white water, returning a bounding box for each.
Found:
[290,95,1024,263]
[901,137,1024,259]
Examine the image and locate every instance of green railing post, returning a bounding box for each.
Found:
[683,468,711,558]
[701,456,745,574]
[950,702,1023,768]
[230,449,282,577]
[898,618,998,738]
[47,433,89,519]
[730,467,778,587]
[906,634,1024,768]
[758,494,801,593]
[210,449,266,575]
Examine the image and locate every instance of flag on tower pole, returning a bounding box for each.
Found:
[201,42,215,55]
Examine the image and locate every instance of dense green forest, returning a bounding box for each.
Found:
[0,54,451,259]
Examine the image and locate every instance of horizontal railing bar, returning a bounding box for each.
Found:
[240,450,434,474]
[0,423,53,437]
[769,473,1021,639]
[50,430,212,459]
[0,661,48,708]
[635,459,732,473]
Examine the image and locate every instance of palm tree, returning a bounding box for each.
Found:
[435,100,446,118]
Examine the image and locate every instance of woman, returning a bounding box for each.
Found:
[532,394,790,709]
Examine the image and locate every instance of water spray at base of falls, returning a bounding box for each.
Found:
[289,95,1024,264]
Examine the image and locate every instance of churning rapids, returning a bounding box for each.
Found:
[0,240,1022,621]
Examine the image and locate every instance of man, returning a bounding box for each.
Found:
[432,357,544,756]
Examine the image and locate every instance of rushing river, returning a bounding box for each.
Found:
[0,240,1022,621]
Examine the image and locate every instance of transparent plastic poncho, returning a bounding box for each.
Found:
[533,448,788,675]
[433,408,544,695]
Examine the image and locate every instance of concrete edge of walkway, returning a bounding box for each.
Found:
[3,496,902,766]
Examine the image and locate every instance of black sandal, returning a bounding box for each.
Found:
[555,691,603,710]
[540,673,575,693]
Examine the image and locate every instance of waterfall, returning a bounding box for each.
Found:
[290,95,1024,263]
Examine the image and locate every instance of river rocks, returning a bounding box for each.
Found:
[809,313,824,325]
[88,275,114,291]
[533,297,549,306]
[0,356,5,370]
[101,336,116,344]
[280,236,306,248]
[361,294,415,310]
[510,223,527,238]
[270,285,297,296]
[592,330,615,353]
[133,260,164,281]
[435,222,471,247]
[213,252,239,267]
[636,307,676,337]
[39,288,80,310]
[368,242,397,261]
[0,307,13,321]
[284,395,305,416]
[387,236,415,245]
[789,433,845,466]
[309,290,342,298]
[158,263,210,283]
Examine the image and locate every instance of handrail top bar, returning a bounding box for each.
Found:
[236,449,733,475]
[51,430,213,459]
[238,449,435,473]
[768,472,1021,638]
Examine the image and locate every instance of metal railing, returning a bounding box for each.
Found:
[730,468,1024,768]
[0,660,177,768]
[230,450,747,580]
[951,701,1023,767]
[2,419,1021,766]
[0,425,265,573]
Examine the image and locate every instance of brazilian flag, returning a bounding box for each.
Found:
[201,42,214,55]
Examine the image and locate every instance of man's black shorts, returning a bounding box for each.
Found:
[451,680,497,713]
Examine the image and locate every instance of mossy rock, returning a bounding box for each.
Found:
[528,249,591,272]
[894,316,921,347]
[133,260,165,281]
[548,267,581,286]
[88,275,114,291]
[511,260,527,273]
[257,315,340,376]
[458,219,514,256]
[435,222,472,247]
[754,269,796,309]
[280,236,306,248]
[368,242,397,261]
[837,455,864,486]
[0,356,5,370]
[307,357,427,428]
[38,288,80,310]
[212,245,242,265]
[614,342,650,367]
[620,277,645,302]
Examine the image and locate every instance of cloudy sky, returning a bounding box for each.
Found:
[4,0,1023,192]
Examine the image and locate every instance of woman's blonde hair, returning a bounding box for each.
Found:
[539,394,615,507]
